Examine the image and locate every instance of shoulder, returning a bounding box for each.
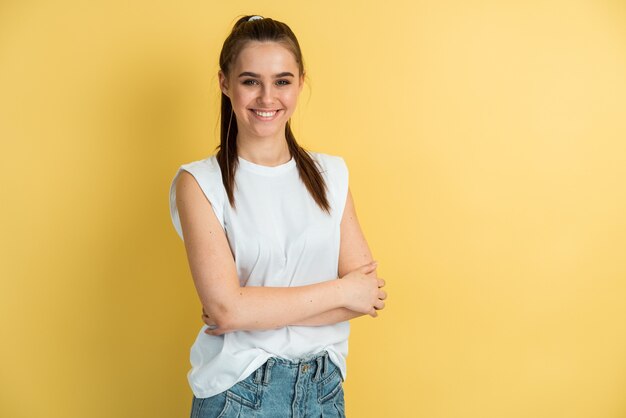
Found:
[307,151,350,219]
[307,151,348,174]
[169,154,226,238]
[180,154,222,176]
[175,154,224,191]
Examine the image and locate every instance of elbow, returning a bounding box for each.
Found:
[214,314,236,333]
[205,303,239,333]
[203,286,247,333]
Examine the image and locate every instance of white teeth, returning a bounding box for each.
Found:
[254,110,277,117]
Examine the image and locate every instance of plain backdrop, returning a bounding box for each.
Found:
[1,1,625,417]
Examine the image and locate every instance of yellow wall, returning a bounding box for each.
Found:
[1,1,625,417]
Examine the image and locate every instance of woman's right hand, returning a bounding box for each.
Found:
[340,261,387,317]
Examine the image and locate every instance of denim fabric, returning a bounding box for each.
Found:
[190,351,345,418]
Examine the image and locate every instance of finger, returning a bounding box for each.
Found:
[204,325,220,335]
[369,309,378,318]
[203,319,217,327]
[374,300,385,310]
[378,289,387,300]
[360,260,378,273]
[201,312,216,324]
[377,278,385,288]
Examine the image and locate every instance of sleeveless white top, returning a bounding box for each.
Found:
[169,151,350,398]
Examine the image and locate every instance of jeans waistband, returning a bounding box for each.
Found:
[252,351,331,385]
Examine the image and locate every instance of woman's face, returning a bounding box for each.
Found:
[220,41,304,141]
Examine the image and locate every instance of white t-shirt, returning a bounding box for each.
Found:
[169,151,350,398]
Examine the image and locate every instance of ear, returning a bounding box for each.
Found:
[298,72,305,93]
[218,71,229,97]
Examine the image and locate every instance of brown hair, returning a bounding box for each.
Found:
[216,15,331,214]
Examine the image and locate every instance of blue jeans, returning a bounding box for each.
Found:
[190,351,345,418]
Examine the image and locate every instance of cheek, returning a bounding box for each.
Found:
[281,90,300,108]
[230,91,252,113]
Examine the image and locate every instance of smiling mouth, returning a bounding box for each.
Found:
[251,109,280,118]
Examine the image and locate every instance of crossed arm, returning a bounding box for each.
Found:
[176,170,385,335]
[291,188,379,326]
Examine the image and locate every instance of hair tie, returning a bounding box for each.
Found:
[248,15,263,22]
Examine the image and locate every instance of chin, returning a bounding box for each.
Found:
[248,124,287,138]
[254,130,283,139]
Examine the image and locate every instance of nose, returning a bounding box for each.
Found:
[258,84,274,105]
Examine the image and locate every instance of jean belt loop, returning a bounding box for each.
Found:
[253,366,263,384]
[314,356,323,382]
[323,351,329,376]
[263,358,275,385]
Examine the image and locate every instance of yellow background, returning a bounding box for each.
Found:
[1,1,625,417]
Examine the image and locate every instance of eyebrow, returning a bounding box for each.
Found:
[238,71,295,78]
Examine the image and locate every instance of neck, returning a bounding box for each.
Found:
[236,133,292,167]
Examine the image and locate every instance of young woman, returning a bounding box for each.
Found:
[169,15,387,418]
